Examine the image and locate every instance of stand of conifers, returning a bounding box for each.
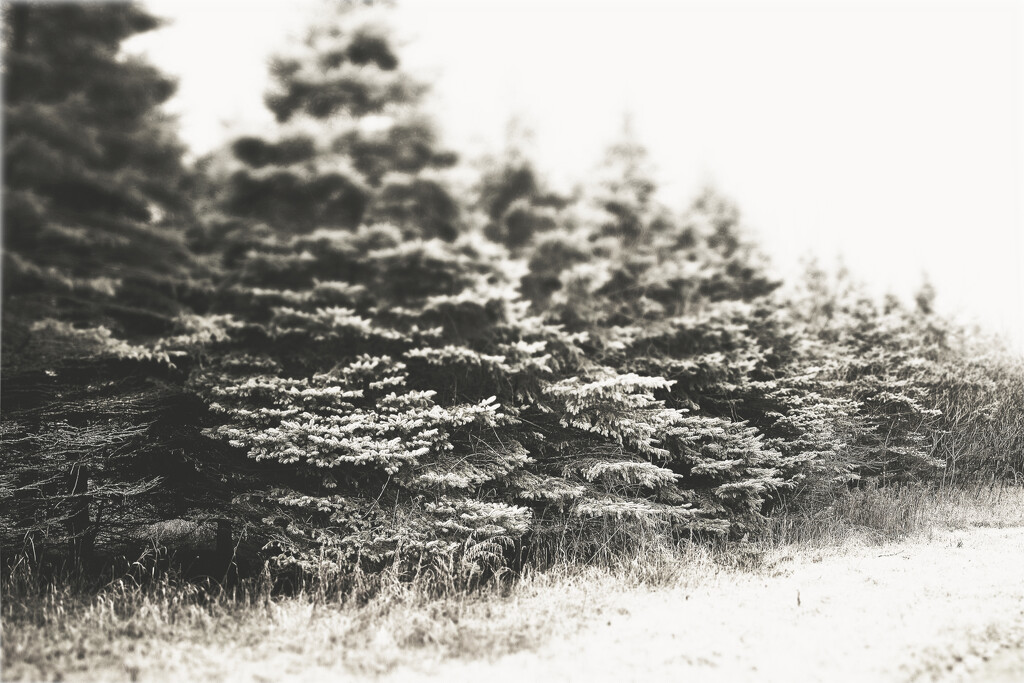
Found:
[2,2,1022,591]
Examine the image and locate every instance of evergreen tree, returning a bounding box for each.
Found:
[507,130,852,530]
[475,125,567,255]
[788,265,947,484]
[0,3,223,567]
[194,2,461,254]
[2,3,197,347]
[171,8,734,580]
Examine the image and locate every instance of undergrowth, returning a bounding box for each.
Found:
[4,483,1023,682]
[758,482,1024,548]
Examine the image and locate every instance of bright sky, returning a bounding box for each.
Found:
[128,0,1024,352]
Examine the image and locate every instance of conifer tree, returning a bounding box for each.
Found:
[3,2,198,351]
[173,7,734,579]
[194,2,461,253]
[475,126,567,255]
[1,2,221,565]
[507,130,853,530]
[787,265,947,484]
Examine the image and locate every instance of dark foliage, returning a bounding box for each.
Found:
[3,1,1021,588]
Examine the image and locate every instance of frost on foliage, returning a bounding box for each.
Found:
[29,320,172,365]
[570,495,700,524]
[252,489,532,578]
[507,471,587,504]
[410,436,531,490]
[576,459,679,488]
[544,373,681,456]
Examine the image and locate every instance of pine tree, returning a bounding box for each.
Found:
[0,3,223,567]
[504,130,851,532]
[170,8,731,580]
[193,2,461,254]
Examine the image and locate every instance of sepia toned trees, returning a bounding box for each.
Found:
[0,2,224,567]
[2,0,1021,584]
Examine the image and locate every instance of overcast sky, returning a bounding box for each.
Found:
[128,0,1024,351]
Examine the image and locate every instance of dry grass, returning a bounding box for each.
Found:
[758,482,1024,549]
[0,554,728,682]
[3,484,1022,682]
[1,540,738,681]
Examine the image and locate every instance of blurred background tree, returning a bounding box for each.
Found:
[2,2,198,353]
[474,121,568,256]
[192,0,461,255]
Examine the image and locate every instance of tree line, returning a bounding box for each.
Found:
[2,1,1021,586]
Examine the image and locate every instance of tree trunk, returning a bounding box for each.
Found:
[68,463,92,568]
[216,519,234,582]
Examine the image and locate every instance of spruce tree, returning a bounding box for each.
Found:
[788,265,946,485]
[194,3,461,253]
[474,130,567,255]
[507,131,853,531]
[1,2,222,567]
[2,3,196,346]
[174,6,727,580]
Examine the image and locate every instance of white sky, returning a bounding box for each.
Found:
[128,0,1024,352]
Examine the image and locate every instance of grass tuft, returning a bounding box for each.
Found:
[758,482,1024,549]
